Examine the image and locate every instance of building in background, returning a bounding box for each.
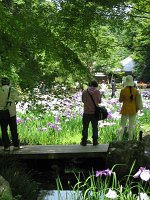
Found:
[120,57,135,75]
[94,72,108,83]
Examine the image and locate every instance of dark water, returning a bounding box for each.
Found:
[23,157,150,200]
[23,157,106,200]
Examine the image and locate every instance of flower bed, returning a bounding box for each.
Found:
[15,89,150,145]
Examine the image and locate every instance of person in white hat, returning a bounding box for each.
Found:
[118,75,140,140]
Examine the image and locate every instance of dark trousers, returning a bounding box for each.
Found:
[111,89,116,98]
[111,91,116,98]
[0,111,19,148]
[0,110,10,148]
[8,115,19,147]
[81,113,98,142]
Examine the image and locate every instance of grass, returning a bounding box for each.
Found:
[52,163,150,200]
[14,109,150,145]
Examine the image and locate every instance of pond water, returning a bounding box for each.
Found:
[38,190,83,200]
[24,155,150,200]
[35,170,91,200]
[24,157,106,200]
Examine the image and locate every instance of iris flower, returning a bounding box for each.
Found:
[137,193,150,200]
[133,167,150,181]
[17,117,22,123]
[105,188,118,199]
[96,169,112,177]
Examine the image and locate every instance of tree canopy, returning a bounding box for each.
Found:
[0,0,149,90]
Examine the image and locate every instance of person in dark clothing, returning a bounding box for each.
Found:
[80,80,101,146]
[111,79,116,98]
[0,110,10,150]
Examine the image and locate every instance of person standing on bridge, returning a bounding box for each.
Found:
[80,80,101,146]
[118,75,142,141]
[0,77,10,151]
[0,77,21,151]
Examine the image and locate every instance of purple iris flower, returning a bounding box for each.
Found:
[55,116,60,123]
[108,111,113,119]
[96,169,112,177]
[17,117,22,124]
[47,122,61,132]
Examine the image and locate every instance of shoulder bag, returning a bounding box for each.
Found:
[136,90,143,111]
[87,89,108,121]
[4,86,11,110]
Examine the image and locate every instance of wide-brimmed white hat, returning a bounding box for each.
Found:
[125,75,134,86]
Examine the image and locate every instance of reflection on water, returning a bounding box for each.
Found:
[38,190,83,200]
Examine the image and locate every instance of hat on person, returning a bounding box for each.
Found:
[124,75,134,86]
[1,77,10,85]
[89,80,98,87]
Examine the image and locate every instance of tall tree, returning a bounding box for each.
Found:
[0,0,149,91]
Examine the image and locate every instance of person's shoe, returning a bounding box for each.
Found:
[13,146,24,150]
[4,147,10,151]
[93,141,99,146]
[80,141,87,146]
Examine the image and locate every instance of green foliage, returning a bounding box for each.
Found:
[0,156,38,200]
[55,164,149,200]
[122,0,150,81]
[10,108,150,145]
[0,0,149,91]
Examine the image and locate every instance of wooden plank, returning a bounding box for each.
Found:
[0,144,109,159]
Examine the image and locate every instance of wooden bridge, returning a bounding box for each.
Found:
[0,144,109,160]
